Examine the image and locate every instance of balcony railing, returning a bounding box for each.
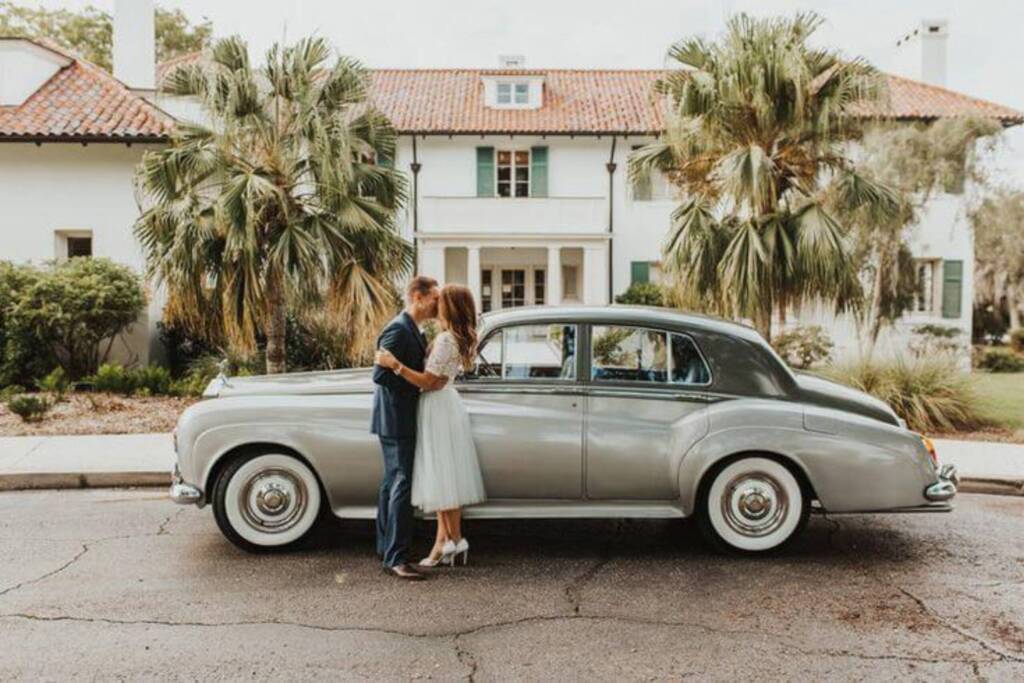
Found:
[418,196,606,234]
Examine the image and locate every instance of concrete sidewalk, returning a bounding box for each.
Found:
[0,432,1021,495]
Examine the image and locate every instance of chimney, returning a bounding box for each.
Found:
[113,0,155,92]
[895,19,948,88]
[498,54,526,68]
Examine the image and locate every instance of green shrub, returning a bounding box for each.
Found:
[909,324,965,357]
[822,355,986,433]
[977,348,1024,373]
[11,258,146,379]
[36,367,71,400]
[0,262,56,387]
[0,384,25,401]
[90,363,135,395]
[6,394,52,422]
[133,365,173,396]
[615,282,665,307]
[1010,328,1024,354]
[772,326,834,369]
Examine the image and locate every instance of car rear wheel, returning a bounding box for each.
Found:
[212,450,322,552]
[697,456,808,555]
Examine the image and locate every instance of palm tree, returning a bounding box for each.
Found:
[631,12,902,341]
[134,36,410,373]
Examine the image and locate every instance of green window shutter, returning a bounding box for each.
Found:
[630,146,652,201]
[941,260,963,319]
[631,261,650,285]
[530,146,548,198]
[476,147,495,197]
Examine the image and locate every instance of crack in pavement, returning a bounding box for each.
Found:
[564,552,613,616]
[822,513,1024,666]
[0,544,89,599]
[157,508,186,536]
[0,610,1002,667]
[452,633,479,682]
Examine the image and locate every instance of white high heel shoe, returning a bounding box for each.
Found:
[451,538,469,566]
[418,540,457,567]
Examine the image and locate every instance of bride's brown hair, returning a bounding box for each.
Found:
[438,284,478,370]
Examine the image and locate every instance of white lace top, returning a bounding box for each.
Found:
[426,331,464,386]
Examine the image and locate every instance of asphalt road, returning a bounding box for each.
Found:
[0,490,1022,681]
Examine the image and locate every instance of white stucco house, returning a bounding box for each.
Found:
[1,3,1021,367]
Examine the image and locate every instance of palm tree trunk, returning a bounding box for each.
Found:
[1009,286,1022,331]
[754,297,773,343]
[265,270,288,374]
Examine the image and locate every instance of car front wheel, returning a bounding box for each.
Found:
[698,456,808,554]
[212,450,323,552]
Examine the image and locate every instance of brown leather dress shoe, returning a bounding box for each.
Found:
[383,563,426,581]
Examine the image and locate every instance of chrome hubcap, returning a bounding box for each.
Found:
[721,472,789,538]
[238,467,308,533]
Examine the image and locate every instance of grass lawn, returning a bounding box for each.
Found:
[971,372,1024,437]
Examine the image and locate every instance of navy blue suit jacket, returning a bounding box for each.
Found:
[370,312,426,439]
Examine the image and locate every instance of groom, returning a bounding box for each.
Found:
[371,275,440,580]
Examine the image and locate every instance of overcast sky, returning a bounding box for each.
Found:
[20,0,1024,180]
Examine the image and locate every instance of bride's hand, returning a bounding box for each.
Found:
[375,348,398,369]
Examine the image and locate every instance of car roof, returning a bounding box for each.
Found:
[480,305,763,342]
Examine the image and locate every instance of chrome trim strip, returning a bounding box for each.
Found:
[332,501,687,520]
[457,384,582,396]
[818,503,953,514]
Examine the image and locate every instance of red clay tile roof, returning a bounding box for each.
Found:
[0,38,174,142]
[156,53,1024,134]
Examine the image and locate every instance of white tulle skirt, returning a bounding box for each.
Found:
[412,385,487,513]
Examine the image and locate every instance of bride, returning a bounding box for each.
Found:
[374,284,487,567]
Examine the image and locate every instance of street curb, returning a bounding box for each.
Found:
[0,471,1021,497]
[957,477,1024,497]
[0,471,171,492]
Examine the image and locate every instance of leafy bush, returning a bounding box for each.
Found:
[977,348,1024,373]
[36,367,70,400]
[0,384,25,401]
[615,283,665,307]
[0,261,55,387]
[909,324,965,357]
[822,356,986,433]
[9,258,146,379]
[1010,328,1024,354]
[88,363,178,396]
[90,363,135,395]
[6,394,52,422]
[772,326,834,369]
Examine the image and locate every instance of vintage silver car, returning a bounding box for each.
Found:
[170,305,959,554]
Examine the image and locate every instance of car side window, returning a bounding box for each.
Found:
[463,331,503,380]
[503,324,577,380]
[591,326,711,386]
[591,325,667,383]
[669,333,711,385]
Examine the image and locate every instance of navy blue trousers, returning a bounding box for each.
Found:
[376,436,416,567]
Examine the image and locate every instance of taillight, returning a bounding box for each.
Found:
[920,435,938,466]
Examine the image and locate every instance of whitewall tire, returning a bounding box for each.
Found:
[698,457,808,554]
[213,451,322,552]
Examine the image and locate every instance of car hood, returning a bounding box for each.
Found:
[794,372,901,427]
[204,368,376,398]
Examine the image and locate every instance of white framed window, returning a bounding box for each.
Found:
[496,81,530,106]
[913,259,941,315]
[54,229,92,259]
[497,149,530,197]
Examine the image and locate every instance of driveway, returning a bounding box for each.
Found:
[0,489,1022,680]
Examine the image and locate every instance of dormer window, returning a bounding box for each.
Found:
[497,82,529,105]
[483,75,544,109]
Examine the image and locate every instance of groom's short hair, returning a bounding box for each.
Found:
[405,275,439,301]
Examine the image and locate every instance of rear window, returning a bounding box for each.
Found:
[591,325,710,386]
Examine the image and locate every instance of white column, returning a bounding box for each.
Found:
[583,246,608,305]
[419,243,445,284]
[547,246,562,306]
[467,245,482,312]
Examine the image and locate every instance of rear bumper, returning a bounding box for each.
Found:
[169,465,203,506]
[924,463,959,503]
